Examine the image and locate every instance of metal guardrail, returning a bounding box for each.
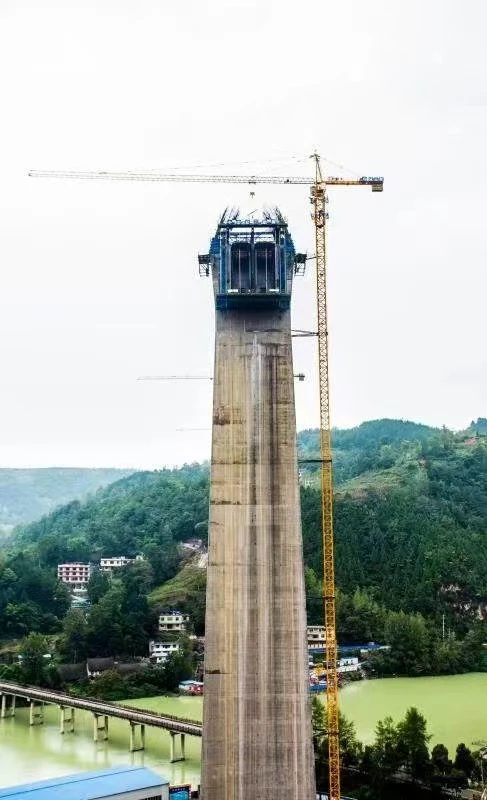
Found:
[0,680,202,737]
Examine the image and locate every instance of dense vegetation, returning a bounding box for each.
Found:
[14,464,209,580]
[1,418,485,677]
[0,628,194,700]
[299,418,440,486]
[301,420,487,622]
[0,551,70,637]
[16,420,487,623]
[335,589,486,676]
[312,701,481,798]
[0,468,132,529]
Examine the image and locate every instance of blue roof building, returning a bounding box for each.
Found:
[0,766,169,800]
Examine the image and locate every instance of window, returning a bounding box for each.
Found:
[230,244,251,291]
[255,243,276,291]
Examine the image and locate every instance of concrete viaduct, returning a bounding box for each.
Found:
[0,680,201,761]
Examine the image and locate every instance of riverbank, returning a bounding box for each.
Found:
[340,673,487,753]
[126,673,487,754]
[0,674,485,791]
[0,700,202,790]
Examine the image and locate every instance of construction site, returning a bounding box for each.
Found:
[29,157,384,800]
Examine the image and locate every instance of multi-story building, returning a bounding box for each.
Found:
[158,611,190,633]
[307,625,326,651]
[100,556,135,572]
[57,563,92,589]
[148,640,180,665]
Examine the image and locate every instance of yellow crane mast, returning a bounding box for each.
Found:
[311,152,340,799]
[30,158,383,800]
[308,155,381,800]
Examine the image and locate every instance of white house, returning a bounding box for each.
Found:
[149,641,180,665]
[158,611,190,633]
[307,625,326,651]
[337,657,360,673]
[99,555,143,573]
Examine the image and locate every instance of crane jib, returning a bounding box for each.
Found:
[28,170,384,190]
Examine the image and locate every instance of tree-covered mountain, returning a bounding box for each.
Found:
[298,418,441,486]
[10,418,442,541]
[0,468,134,529]
[14,464,209,589]
[10,419,487,634]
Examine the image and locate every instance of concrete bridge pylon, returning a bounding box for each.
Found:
[200,210,315,800]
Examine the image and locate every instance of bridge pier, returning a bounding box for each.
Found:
[0,693,15,718]
[59,705,75,734]
[0,681,201,748]
[169,731,186,763]
[129,721,145,752]
[29,700,44,726]
[93,713,109,742]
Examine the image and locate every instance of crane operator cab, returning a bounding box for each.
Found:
[198,208,306,311]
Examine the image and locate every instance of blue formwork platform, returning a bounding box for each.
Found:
[0,765,169,800]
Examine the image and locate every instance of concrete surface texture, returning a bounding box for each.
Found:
[201,307,315,800]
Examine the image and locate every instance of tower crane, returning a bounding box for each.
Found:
[29,156,383,800]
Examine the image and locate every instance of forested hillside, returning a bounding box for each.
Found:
[299,418,440,486]
[0,468,133,529]
[14,464,209,587]
[13,418,487,632]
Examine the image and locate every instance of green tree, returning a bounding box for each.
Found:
[0,553,70,638]
[431,743,451,775]
[87,569,110,604]
[59,608,88,662]
[311,696,328,790]
[305,567,322,626]
[19,633,49,685]
[162,649,194,691]
[358,717,401,799]
[144,527,181,585]
[430,636,463,675]
[311,698,362,791]
[0,663,24,683]
[37,534,64,567]
[336,588,384,644]
[380,612,431,675]
[454,743,475,778]
[397,707,432,782]
[86,587,124,656]
[461,626,485,671]
[4,601,39,637]
[88,669,125,700]
[119,561,154,656]
[372,716,403,783]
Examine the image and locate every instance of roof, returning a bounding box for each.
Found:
[0,766,168,800]
[86,657,114,672]
[57,662,86,682]
[116,662,144,676]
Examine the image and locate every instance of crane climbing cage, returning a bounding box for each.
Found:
[197,207,307,310]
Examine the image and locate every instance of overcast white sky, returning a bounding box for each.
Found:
[0,0,485,468]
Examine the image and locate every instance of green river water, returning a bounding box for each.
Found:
[0,674,485,790]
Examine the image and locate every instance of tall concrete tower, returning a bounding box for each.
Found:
[200,209,315,800]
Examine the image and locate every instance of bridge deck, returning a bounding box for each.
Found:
[0,681,202,736]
